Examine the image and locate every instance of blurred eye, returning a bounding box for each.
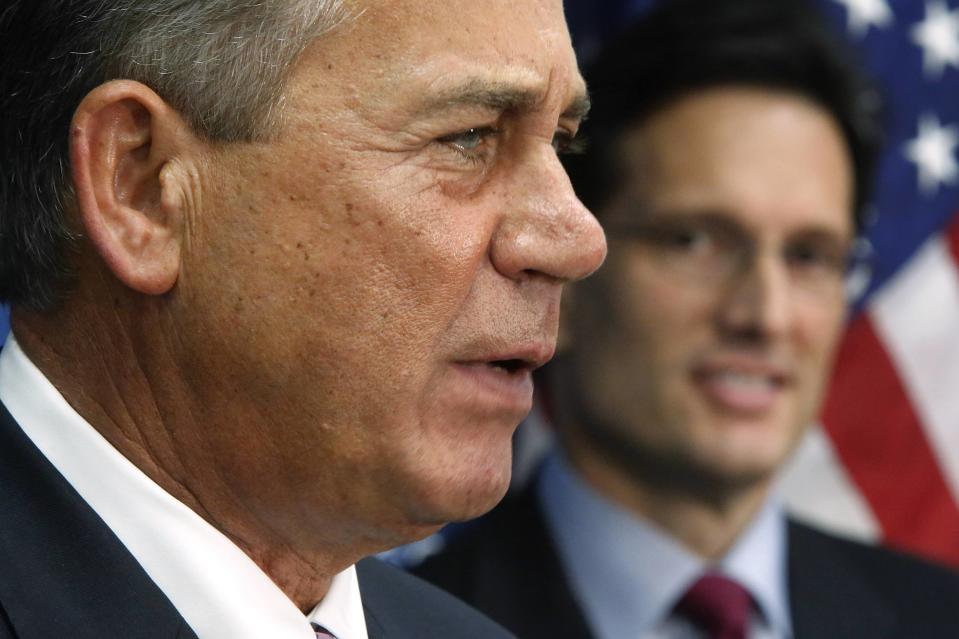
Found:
[646,224,718,257]
[785,240,847,276]
[552,129,586,155]
[628,217,748,278]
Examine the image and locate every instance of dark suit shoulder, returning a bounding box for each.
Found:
[357,557,515,639]
[0,402,195,639]
[790,519,959,596]
[412,488,594,639]
[0,602,15,639]
[414,490,541,596]
[788,519,959,638]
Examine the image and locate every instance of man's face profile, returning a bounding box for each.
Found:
[560,87,853,494]
[165,0,604,546]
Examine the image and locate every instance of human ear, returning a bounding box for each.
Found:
[69,80,193,295]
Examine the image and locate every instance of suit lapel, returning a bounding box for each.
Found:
[0,402,196,639]
[357,556,520,639]
[787,520,894,639]
[360,605,386,639]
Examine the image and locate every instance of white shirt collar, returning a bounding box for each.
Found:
[723,490,793,638]
[538,449,792,639]
[0,333,368,639]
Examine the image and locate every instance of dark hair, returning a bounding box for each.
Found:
[0,0,348,310]
[565,0,884,232]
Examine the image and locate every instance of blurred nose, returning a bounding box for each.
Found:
[716,250,792,342]
[490,146,607,283]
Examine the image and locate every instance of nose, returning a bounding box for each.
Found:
[715,250,793,342]
[490,146,607,283]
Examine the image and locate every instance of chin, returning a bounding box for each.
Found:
[406,461,513,526]
[696,445,787,490]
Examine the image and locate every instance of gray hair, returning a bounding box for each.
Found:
[0,0,350,309]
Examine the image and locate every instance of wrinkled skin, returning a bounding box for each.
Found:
[167,0,604,554]
[13,0,605,608]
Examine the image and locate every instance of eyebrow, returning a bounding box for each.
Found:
[413,78,591,121]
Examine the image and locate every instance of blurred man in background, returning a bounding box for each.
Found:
[414,1,959,637]
[0,0,605,637]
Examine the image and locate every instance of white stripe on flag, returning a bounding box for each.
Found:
[871,235,959,503]
[777,424,879,542]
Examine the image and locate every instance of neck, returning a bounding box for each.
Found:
[10,290,379,612]
[564,431,772,560]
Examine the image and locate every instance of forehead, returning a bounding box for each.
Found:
[285,0,585,122]
[353,0,575,66]
[617,87,854,238]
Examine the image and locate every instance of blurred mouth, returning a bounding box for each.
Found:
[691,358,791,416]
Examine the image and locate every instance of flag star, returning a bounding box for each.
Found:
[904,114,959,196]
[833,0,894,37]
[911,0,959,77]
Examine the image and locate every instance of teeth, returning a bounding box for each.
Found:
[490,359,524,373]
[713,371,774,389]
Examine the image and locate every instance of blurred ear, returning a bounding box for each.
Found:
[70,80,194,295]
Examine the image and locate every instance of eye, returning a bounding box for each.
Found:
[437,126,499,159]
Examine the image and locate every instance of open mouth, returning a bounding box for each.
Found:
[450,358,537,412]
[697,370,784,390]
[488,359,529,374]
[692,366,788,415]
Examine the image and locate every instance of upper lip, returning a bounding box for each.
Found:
[456,341,556,371]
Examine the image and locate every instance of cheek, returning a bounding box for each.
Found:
[571,268,696,419]
[792,302,847,415]
[615,265,709,367]
[794,297,847,367]
[295,180,488,325]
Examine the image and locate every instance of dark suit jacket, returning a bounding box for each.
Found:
[0,400,513,639]
[414,480,959,639]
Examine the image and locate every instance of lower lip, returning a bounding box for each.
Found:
[693,373,782,415]
[450,363,535,415]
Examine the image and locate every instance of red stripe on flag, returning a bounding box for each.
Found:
[821,313,959,567]
[942,210,959,264]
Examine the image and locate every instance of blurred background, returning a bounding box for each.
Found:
[553,0,959,569]
[3,0,957,569]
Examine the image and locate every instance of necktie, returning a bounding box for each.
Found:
[674,573,752,639]
[310,622,337,639]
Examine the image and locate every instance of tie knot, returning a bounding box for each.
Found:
[674,573,753,639]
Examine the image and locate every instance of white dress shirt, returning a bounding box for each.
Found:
[538,450,793,639]
[0,332,368,639]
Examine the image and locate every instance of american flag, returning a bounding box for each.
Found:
[565,0,959,568]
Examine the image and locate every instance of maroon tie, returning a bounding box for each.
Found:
[674,573,753,639]
[310,622,337,639]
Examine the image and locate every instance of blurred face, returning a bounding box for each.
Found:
[170,0,605,545]
[560,87,852,497]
